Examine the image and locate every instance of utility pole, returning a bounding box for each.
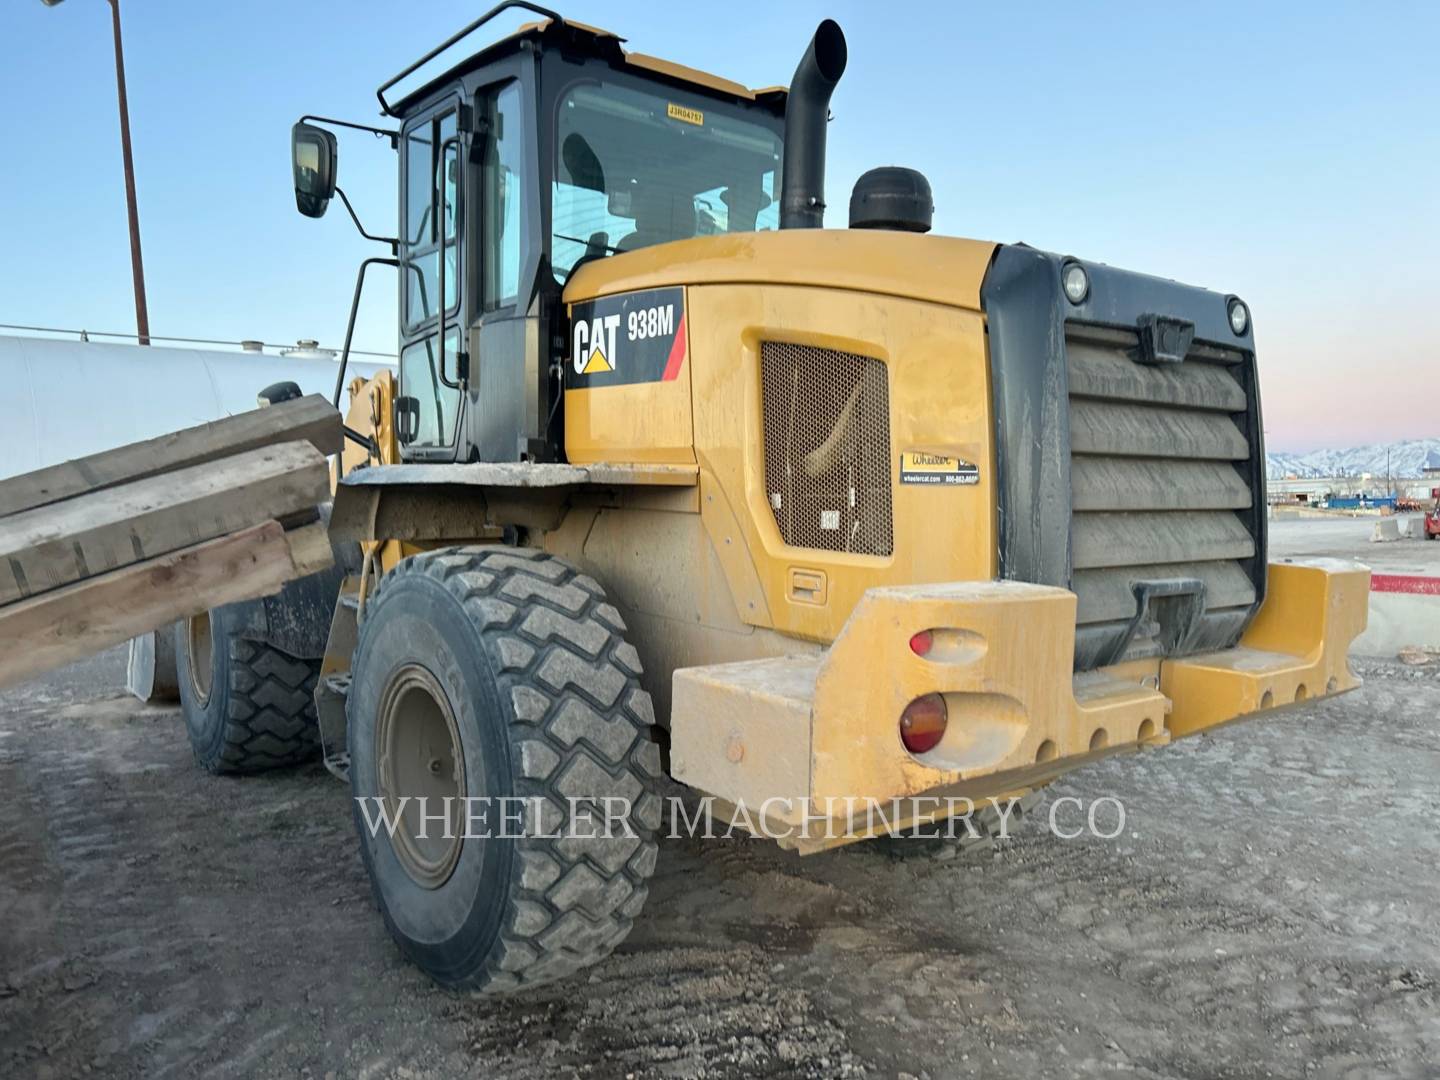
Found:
[107,0,149,344]
[42,0,150,345]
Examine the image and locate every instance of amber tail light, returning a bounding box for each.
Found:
[899,692,947,754]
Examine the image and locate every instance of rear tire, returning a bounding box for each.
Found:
[174,608,323,774]
[347,546,663,993]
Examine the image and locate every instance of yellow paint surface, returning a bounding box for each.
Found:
[671,560,1370,838]
[565,229,996,309]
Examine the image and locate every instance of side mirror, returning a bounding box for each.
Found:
[292,122,337,218]
[395,396,419,446]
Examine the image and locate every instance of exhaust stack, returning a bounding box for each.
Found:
[779,19,848,230]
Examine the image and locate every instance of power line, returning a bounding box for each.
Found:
[0,322,394,360]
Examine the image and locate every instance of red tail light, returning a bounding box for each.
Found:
[899,692,947,754]
[908,629,934,656]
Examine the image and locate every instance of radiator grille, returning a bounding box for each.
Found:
[760,342,893,556]
[1067,327,1258,669]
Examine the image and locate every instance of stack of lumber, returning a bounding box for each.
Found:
[0,394,340,690]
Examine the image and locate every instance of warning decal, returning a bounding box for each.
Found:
[900,451,980,486]
[568,286,686,389]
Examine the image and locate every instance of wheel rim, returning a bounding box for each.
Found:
[185,613,214,706]
[375,664,466,890]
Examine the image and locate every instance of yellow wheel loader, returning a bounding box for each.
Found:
[177,2,1369,993]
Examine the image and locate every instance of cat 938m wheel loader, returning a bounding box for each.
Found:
[187,3,1369,992]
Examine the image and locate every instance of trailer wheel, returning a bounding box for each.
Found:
[347,547,662,993]
[174,608,322,774]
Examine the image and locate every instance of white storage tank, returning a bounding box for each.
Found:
[0,335,391,481]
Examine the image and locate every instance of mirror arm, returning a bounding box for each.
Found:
[300,114,399,149]
[334,256,400,408]
[334,187,398,248]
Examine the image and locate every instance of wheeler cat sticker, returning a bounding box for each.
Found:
[899,451,980,485]
[568,287,687,389]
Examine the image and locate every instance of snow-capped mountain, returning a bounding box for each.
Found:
[1266,439,1440,479]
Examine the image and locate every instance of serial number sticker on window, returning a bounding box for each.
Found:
[666,103,704,126]
[900,452,980,486]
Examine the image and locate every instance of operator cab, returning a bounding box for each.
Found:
[292,8,786,466]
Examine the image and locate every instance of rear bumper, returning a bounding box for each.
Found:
[670,558,1369,850]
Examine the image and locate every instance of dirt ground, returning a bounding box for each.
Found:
[1,647,1437,1080]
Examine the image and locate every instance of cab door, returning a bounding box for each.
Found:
[397,99,464,459]
[466,75,536,462]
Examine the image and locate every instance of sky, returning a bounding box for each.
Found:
[2,0,1437,452]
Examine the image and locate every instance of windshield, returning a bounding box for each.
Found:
[551,81,782,282]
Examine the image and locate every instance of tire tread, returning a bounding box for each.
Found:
[363,546,662,993]
[205,637,320,773]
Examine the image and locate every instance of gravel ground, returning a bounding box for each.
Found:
[1,647,1437,1080]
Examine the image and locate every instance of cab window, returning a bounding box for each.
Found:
[550,82,781,282]
[403,109,459,328]
[399,328,461,447]
[480,82,524,310]
[399,104,461,449]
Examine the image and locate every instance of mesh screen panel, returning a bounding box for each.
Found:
[760,342,893,556]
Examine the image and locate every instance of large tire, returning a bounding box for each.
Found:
[174,607,322,774]
[347,546,663,994]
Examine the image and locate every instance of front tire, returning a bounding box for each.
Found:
[347,547,663,993]
[174,608,323,774]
